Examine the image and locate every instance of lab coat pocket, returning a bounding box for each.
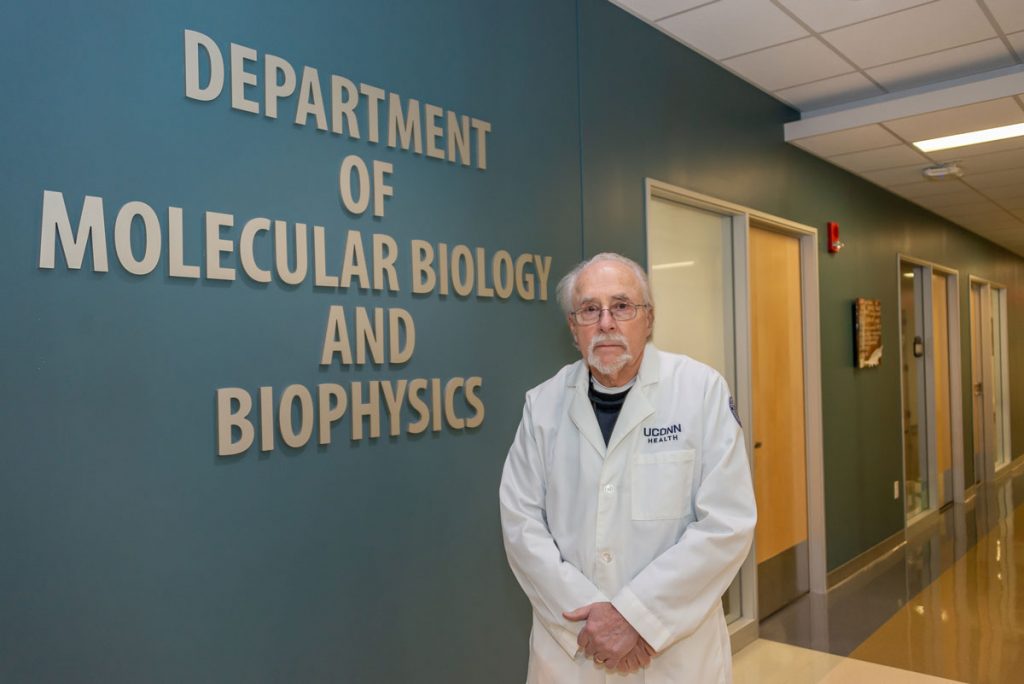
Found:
[631,449,695,520]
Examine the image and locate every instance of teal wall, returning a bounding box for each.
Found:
[578,0,1024,569]
[1,2,579,681]
[1,1,1022,682]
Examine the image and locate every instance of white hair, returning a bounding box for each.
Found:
[555,252,653,315]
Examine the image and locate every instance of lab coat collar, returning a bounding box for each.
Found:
[567,343,660,457]
[568,369,606,457]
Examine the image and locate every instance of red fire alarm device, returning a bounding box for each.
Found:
[827,221,844,253]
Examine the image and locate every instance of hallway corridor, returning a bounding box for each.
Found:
[734,462,1024,683]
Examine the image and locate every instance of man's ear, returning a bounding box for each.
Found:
[568,316,579,349]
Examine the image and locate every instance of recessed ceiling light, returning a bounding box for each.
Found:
[913,122,1024,152]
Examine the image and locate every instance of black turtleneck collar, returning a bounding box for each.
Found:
[588,376,631,445]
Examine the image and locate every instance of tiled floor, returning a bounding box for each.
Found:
[735,462,1024,683]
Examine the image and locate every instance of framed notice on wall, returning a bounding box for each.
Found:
[854,298,882,368]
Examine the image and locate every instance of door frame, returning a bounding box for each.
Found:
[644,179,826,651]
[894,256,964,525]
[968,275,1012,483]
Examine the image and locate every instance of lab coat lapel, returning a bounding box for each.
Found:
[606,345,659,455]
[567,362,607,457]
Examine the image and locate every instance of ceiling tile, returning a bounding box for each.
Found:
[822,0,995,68]
[623,0,1024,245]
[861,165,934,186]
[776,72,884,111]
[997,196,1024,210]
[981,184,1024,201]
[946,222,1018,240]
[983,223,1024,235]
[952,147,1024,174]
[980,226,1021,243]
[1008,31,1024,58]
[927,213,967,229]
[723,38,852,91]
[775,0,933,33]
[791,124,902,156]
[882,97,1024,141]
[968,212,1004,226]
[964,166,1024,189]
[866,39,1017,92]
[828,143,930,172]
[972,235,1022,252]
[890,179,973,198]
[954,220,1019,236]
[658,0,808,60]
[911,188,990,208]
[613,0,712,22]
[976,209,1018,225]
[937,202,1013,219]
[985,0,1024,34]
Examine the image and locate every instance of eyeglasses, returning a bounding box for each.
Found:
[570,301,649,325]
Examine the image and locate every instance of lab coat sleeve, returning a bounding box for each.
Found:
[499,394,607,658]
[611,373,756,652]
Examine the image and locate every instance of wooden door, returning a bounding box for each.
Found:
[750,226,808,617]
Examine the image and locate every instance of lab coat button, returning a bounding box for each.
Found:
[601,551,613,563]
[603,483,615,494]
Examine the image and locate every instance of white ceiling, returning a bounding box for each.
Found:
[610,0,1024,257]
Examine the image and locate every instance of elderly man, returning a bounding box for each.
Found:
[499,253,756,683]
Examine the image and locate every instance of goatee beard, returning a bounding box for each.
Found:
[587,333,632,376]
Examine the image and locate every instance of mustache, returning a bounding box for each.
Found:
[588,332,628,354]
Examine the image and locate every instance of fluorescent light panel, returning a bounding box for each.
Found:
[913,122,1024,152]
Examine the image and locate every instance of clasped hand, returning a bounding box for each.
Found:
[563,602,656,673]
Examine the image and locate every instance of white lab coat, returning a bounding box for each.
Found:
[499,344,756,683]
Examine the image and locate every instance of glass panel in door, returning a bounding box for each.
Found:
[647,199,735,385]
[647,196,741,621]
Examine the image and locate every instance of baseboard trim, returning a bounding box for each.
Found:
[826,529,906,590]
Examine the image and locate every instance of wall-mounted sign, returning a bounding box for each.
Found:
[854,298,882,368]
[34,28,556,457]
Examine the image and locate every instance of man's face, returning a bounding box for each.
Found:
[568,260,653,385]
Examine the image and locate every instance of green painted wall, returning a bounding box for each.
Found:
[577,0,1024,569]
